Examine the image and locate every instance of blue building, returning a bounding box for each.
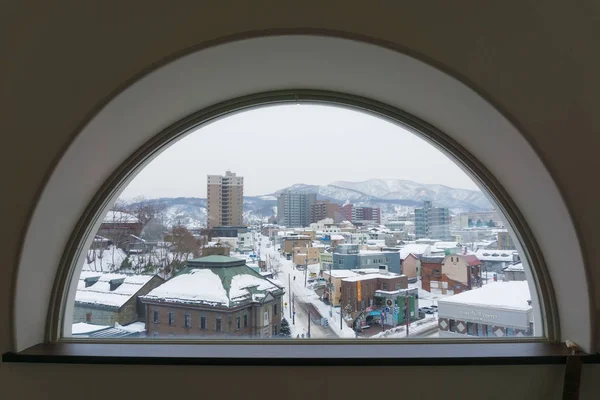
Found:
[332,244,402,274]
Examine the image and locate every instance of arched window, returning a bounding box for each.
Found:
[11,36,590,355]
[61,98,546,342]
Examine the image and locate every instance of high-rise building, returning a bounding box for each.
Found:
[277,192,316,227]
[340,204,381,225]
[207,171,244,229]
[311,200,342,223]
[414,200,451,239]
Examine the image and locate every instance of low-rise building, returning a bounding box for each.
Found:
[332,244,402,274]
[421,255,482,295]
[475,249,520,274]
[292,246,321,267]
[74,272,164,326]
[437,281,533,337]
[141,255,285,338]
[322,269,359,306]
[503,262,526,281]
[281,235,311,255]
[340,271,408,313]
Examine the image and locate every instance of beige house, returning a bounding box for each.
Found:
[322,270,359,306]
[281,236,311,254]
[207,171,244,229]
[402,253,420,279]
[293,246,320,266]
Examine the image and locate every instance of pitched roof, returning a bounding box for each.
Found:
[75,272,156,309]
[142,260,284,308]
[462,255,482,266]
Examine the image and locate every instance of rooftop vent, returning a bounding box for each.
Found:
[109,278,125,291]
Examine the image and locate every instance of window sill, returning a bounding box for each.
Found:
[3,342,599,366]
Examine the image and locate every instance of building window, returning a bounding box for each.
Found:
[449,319,457,332]
[153,310,159,324]
[168,312,175,326]
[273,303,278,315]
[236,316,241,330]
[184,313,191,328]
[216,318,222,332]
[243,314,248,328]
[85,312,91,322]
[200,316,206,330]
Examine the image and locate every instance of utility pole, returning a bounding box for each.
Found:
[292,293,295,325]
[405,295,410,337]
[308,310,311,338]
[288,274,292,319]
[304,251,308,287]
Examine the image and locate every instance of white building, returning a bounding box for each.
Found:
[437,281,533,338]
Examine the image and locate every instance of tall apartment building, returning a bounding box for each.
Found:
[340,204,381,225]
[277,192,316,227]
[207,171,244,229]
[415,201,451,240]
[311,200,342,223]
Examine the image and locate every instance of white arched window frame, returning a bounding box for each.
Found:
[11,35,591,354]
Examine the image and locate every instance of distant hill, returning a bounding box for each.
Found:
[126,179,492,230]
[269,178,492,210]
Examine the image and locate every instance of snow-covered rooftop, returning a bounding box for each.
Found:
[475,249,517,262]
[438,281,531,310]
[72,322,109,335]
[399,244,431,259]
[142,264,282,307]
[503,262,524,272]
[143,269,229,306]
[76,273,156,308]
[322,270,359,279]
[342,273,401,282]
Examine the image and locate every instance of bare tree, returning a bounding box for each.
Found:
[266,254,282,278]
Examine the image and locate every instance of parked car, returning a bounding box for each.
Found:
[419,307,434,314]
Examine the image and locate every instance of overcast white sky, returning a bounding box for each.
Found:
[119,104,479,200]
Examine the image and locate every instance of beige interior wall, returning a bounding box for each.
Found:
[1,1,599,398]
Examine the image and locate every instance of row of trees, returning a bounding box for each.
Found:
[85,197,205,277]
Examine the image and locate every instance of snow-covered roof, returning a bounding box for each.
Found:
[399,244,430,259]
[475,250,517,262]
[438,281,531,311]
[503,262,524,272]
[72,322,110,335]
[229,274,280,301]
[342,273,401,282]
[103,211,139,224]
[115,321,146,333]
[142,262,282,307]
[433,241,460,249]
[144,269,229,306]
[76,273,156,308]
[322,270,360,279]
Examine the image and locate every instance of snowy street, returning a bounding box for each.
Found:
[254,232,439,339]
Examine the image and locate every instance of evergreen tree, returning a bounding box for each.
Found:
[487,219,495,227]
[280,318,292,338]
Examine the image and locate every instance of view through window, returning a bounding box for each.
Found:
[68,104,536,340]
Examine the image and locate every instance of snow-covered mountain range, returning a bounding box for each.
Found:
[268,178,492,210]
[127,179,492,231]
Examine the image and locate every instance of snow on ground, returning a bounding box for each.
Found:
[257,234,358,339]
[370,314,439,338]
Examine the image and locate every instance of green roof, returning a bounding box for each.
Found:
[187,255,246,268]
